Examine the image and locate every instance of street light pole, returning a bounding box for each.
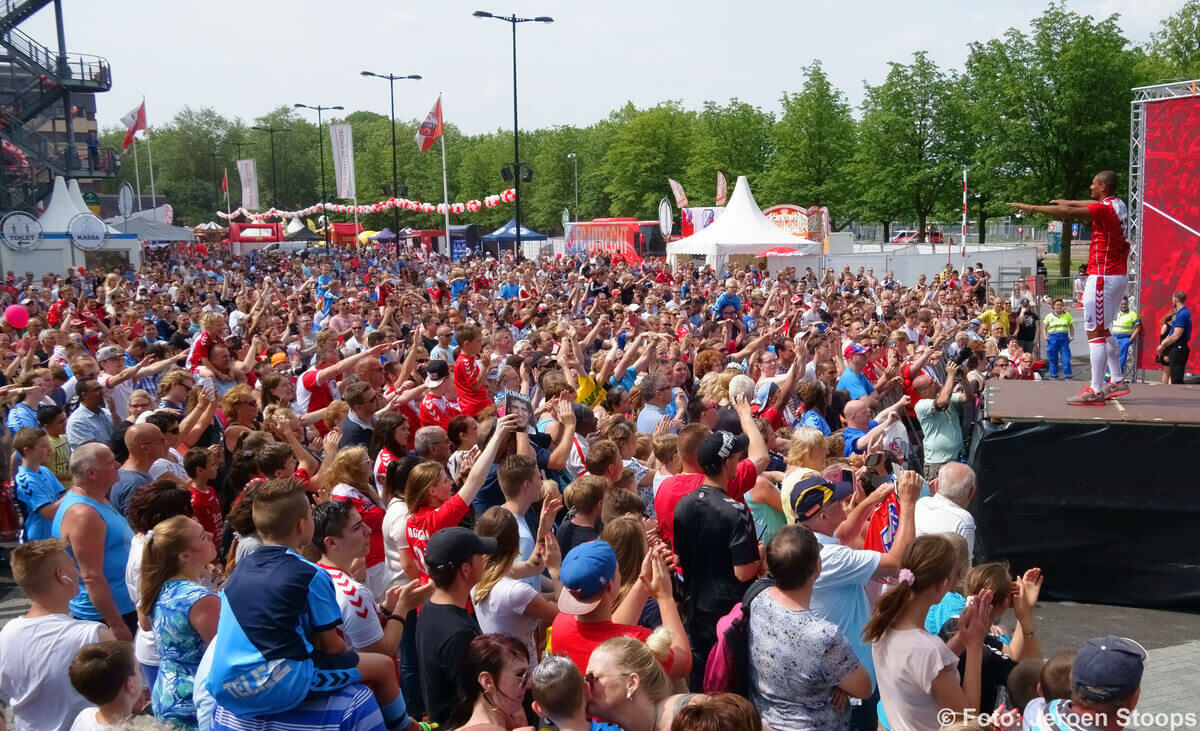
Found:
[567,152,578,220]
[293,104,343,256]
[474,10,553,259]
[360,71,422,251]
[251,125,290,208]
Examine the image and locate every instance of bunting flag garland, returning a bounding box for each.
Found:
[216,187,517,221]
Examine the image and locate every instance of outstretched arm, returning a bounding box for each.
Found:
[1007,201,1090,222]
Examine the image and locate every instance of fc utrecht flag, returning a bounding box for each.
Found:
[667,178,689,208]
[715,172,728,206]
[329,124,357,199]
[236,159,259,211]
[120,101,147,150]
[415,96,443,153]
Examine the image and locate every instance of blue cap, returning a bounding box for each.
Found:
[1073,636,1146,702]
[558,541,617,615]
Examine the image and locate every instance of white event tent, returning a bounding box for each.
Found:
[666,175,820,268]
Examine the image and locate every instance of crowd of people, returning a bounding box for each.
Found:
[0,239,1152,731]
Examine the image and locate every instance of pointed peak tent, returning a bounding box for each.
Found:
[481,218,547,242]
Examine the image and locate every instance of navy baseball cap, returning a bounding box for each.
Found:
[790,474,854,521]
[423,527,496,573]
[1072,635,1146,702]
[558,541,617,615]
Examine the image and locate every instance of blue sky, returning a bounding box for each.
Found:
[23,0,1185,133]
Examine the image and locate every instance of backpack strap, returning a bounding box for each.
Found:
[741,576,775,613]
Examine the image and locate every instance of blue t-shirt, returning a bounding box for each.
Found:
[500,283,520,300]
[800,409,831,436]
[211,684,386,731]
[207,545,346,717]
[14,464,64,541]
[836,369,874,400]
[842,420,877,457]
[5,401,38,436]
[1171,306,1192,345]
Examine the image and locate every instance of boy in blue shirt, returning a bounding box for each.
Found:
[205,478,411,729]
[13,427,64,542]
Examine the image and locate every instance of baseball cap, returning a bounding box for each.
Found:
[843,342,869,358]
[422,527,497,573]
[96,345,123,362]
[789,474,854,521]
[1072,635,1146,702]
[425,360,450,387]
[558,541,618,615]
[697,430,750,473]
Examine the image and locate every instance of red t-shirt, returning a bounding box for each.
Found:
[188,331,214,369]
[405,493,469,583]
[550,614,669,675]
[332,484,386,568]
[454,353,489,417]
[297,368,339,425]
[419,393,462,431]
[46,299,70,326]
[189,483,224,545]
[1086,197,1130,276]
[863,493,900,554]
[900,363,921,418]
[654,459,757,547]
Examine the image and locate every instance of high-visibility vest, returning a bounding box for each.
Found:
[1112,310,1140,336]
[1045,312,1073,335]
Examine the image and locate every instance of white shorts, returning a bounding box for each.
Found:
[1082,274,1127,332]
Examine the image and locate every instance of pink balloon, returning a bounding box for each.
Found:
[4,304,28,329]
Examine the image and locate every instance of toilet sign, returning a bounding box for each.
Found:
[0,212,43,252]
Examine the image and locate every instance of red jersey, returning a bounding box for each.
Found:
[187,331,214,369]
[653,459,757,547]
[189,483,224,545]
[297,368,340,427]
[46,299,70,326]
[1086,197,1130,276]
[405,494,470,583]
[331,483,386,569]
[549,615,664,675]
[419,392,461,431]
[454,353,489,417]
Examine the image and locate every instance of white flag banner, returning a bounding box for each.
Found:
[329,124,356,199]
[236,159,259,211]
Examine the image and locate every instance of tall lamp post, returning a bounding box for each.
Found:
[250,125,290,208]
[360,71,422,243]
[566,152,578,221]
[293,103,343,253]
[473,10,553,259]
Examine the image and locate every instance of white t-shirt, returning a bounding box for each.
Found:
[317,564,384,652]
[473,576,540,661]
[0,613,106,731]
[915,493,977,562]
[68,708,114,730]
[124,532,160,666]
[872,628,960,731]
[149,454,188,482]
[98,372,136,420]
[382,498,411,591]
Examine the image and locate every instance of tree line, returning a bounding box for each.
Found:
[99,1,1199,275]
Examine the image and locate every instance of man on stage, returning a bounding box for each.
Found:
[1009,170,1132,405]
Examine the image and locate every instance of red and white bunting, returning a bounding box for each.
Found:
[215,188,515,221]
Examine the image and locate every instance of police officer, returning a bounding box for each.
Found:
[1111,297,1140,376]
[1158,290,1192,384]
[1044,297,1074,380]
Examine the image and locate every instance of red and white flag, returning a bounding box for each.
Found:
[715,172,728,206]
[120,101,146,150]
[415,95,443,153]
[667,178,689,208]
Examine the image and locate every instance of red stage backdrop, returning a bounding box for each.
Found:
[1138,95,1200,371]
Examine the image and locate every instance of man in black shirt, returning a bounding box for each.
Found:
[414,527,496,725]
[673,428,764,688]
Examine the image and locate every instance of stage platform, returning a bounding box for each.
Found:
[971,379,1200,609]
[983,379,1200,426]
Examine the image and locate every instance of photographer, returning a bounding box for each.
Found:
[1158,290,1191,384]
[914,361,975,481]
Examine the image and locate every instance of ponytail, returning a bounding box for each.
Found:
[862,534,957,643]
[138,515,192,618]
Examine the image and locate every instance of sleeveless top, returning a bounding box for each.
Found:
[151,579,215,729]
[52,491,135,620]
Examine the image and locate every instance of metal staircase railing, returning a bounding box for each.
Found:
[0,122,118,178]
[0,73,62,126]
[0,0,51,37]
[0,25,110,91]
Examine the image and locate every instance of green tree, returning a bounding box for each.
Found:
[684,99,772,204]
[601,102,695,219]
[760,62,857,225]
[1143,0,1200,80]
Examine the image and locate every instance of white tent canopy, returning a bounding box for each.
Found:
[666,175,820,266]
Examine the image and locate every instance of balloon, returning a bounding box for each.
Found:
[4,304,28,329]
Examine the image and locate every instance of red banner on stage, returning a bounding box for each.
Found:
[1138,95,1200,372]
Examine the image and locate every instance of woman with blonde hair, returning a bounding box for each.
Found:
[864,534,995,731]
[472,506,561,660]
[219,384,258,454]
[777,427,830,524]
[327,445,388,597]
[586,635,702,731]
[600,516,663,629]
[139,515,219,728]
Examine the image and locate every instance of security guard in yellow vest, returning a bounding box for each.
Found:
[1112,296,1140,375]
[1044,298,1074,380]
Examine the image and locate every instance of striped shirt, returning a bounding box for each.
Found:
[210,684,385,730]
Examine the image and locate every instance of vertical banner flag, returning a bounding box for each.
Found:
[329,124,357,199]
[120,101,146,150]
[715,172,728,206]
[667,178,689,208]
[220,168,228,193]
[236,159,259,211]
[415,95,444,153]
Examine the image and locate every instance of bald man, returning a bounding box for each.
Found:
[110,423,167,517]
[842,396,909,458]
[913,361,974,480]
[915,462,978,561]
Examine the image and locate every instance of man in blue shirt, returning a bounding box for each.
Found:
[837,343,876,400]
[1159,290,1192,384]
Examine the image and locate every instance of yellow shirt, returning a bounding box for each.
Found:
[978,309,1010,335]
[575,374,607,409]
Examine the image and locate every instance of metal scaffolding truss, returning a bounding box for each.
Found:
[1127,80,1199,379]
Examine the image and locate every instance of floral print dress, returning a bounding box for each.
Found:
[152,579,214,729]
